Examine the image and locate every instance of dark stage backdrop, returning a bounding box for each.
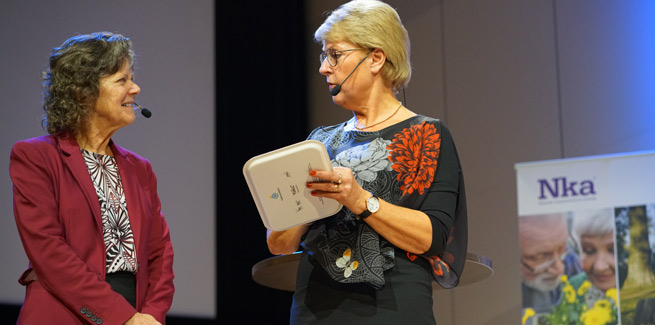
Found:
[217,1,308,323]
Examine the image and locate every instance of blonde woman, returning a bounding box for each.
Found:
[266,1,467,323]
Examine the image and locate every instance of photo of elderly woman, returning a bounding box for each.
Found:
[569,209,618,297]
[567,209,619,323]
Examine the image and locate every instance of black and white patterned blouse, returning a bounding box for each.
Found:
[301,115,468,290]
[82,149,138,274]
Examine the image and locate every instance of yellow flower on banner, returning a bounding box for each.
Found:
[581,308,612,325]
[577,280,592,296]
[581,299,613,325]
[594,299,611,311]
[605,288,618,303]
[560,274,568,283]
[563,283,576,303]
[545,277,617,325]
[522,308,535,325]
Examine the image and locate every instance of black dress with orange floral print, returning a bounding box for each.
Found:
[291,115,467,324]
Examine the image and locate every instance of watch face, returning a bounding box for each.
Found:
[367,197,380,213]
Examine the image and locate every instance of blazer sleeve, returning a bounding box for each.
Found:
[10,140,137,324]
[139,161,175,322]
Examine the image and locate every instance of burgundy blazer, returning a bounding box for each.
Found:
[10,134,174,324]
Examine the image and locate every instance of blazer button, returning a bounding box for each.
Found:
[96,319,103,325]
[86,310,92,317]
[80,307,87,314]
[91,315,97,321]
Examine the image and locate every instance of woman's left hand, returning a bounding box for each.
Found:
[124,313,161,325]
[307,167,369,214]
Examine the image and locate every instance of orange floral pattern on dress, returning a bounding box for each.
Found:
[386,121,441,196]
[408,252,450,277]
[406,228,458,278]
[428,256,450,277]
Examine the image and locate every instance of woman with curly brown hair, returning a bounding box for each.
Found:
[10,32,174,324]
[265,1,467,323]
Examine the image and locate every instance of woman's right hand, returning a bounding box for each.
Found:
[124,312,161,325]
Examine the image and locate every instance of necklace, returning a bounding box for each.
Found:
[354,102,403,131]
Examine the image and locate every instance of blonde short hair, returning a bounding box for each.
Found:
[315,0,411,92]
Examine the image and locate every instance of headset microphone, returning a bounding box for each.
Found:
[330,52,371,96]
[134,103,152,118]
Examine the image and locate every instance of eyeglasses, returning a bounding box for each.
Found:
[319,48,366,67]
[520,251,568,274]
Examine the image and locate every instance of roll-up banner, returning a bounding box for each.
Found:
[515,151,655,325]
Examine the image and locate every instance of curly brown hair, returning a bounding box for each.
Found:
[42,32,135,135]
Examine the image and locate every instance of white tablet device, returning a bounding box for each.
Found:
[243,140,343,231]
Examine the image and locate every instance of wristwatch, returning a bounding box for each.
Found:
[357,196,380,220]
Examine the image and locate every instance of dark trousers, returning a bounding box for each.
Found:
[106,271,136,308]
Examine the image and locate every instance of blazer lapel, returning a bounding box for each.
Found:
[58,135,103,226]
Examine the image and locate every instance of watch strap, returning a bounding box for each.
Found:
[357,209,372,220]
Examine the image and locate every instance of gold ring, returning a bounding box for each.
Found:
[334,184,339,192]
[336,173,342,184]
